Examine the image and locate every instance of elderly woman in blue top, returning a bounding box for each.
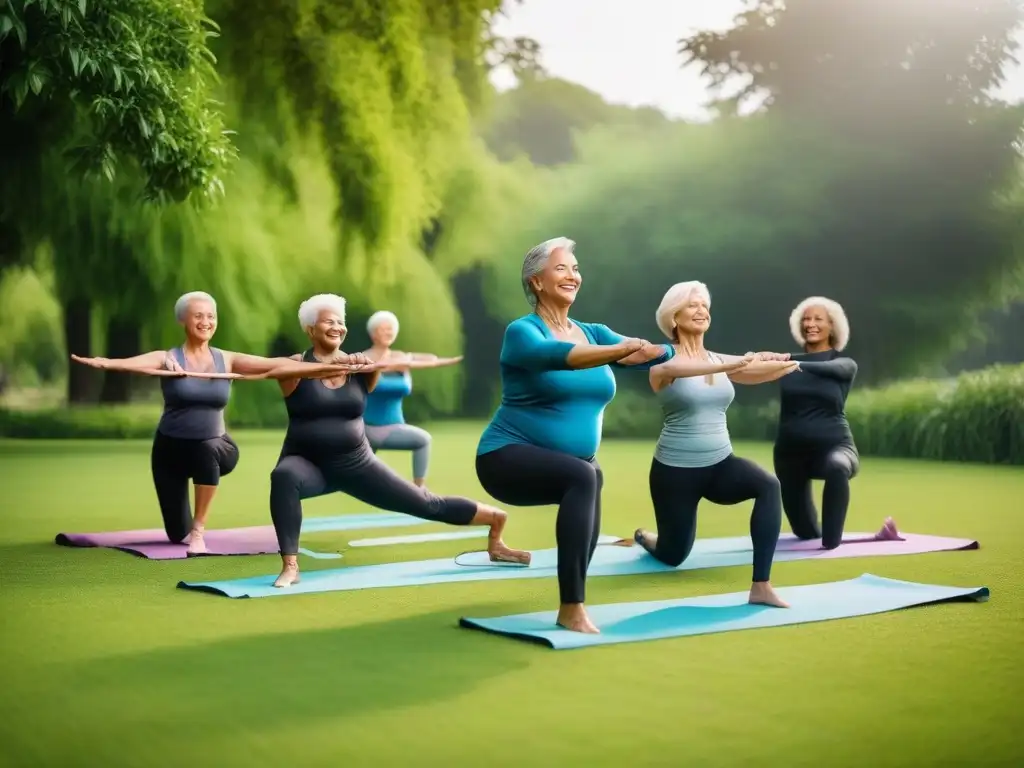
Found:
[70,290,361,555]
[632,281,798,608]
[362,310,463,487]
[475,237,674,634]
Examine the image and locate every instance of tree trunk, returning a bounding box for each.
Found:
[451,266,504,416]
[98,316,142,403]
[63,297,95,405]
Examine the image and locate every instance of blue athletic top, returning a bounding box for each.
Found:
[364,370,412,426]
[477,313,675,460]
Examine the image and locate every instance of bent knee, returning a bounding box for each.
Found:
[757,471,782,497]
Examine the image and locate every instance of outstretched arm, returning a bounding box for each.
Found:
[222,352,314,377]
[797,358,858,382]
[500,320,641,372]
[585,324,674,370]
[71,351,170,373]
[728,359,800,385]
[650,354,754,391]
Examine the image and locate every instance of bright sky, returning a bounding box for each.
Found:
[489,0,1024,121]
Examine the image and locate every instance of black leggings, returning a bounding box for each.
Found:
[269,442,478,555]
[476,444,603,605]
[774,443,859,549]
[646,454,782,582]
[150,431,240,543]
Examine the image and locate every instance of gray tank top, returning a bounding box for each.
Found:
[654,355,735,468]
[157,347,231,440]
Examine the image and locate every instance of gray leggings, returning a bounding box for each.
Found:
[364,424,432,479]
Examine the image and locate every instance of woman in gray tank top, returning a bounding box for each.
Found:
[70,291,365,555]
[632,281,800,609]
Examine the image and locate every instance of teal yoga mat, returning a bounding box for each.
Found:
[176,531,977,599]
[459,574,990,650]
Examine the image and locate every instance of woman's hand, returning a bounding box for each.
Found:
[724,353,757,372]
[748,351,790,362]
[162,352,185,372]
[70,354,109,369]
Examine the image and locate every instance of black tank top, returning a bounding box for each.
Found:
[282,349,370,457]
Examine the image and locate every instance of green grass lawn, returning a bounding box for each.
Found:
[1,422,1022,767]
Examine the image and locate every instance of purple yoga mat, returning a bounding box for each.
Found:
[773,531,978,558]
[54,525,279,559]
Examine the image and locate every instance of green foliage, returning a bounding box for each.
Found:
[0,0,233,206]
[482,77,672,166]
[0,262,64,385]
[681,0,1022,119]
[207,0,505,261]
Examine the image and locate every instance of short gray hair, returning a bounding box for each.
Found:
[521,236,576,308]
[298,293,346,330]
[174,291,216,322]
[367,310,399,338]
[655,281,711,340]
[789,296,850,351]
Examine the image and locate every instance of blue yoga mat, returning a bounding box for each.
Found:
[175,532,974,599]
[301,513,431,533]
[459,574,990,650]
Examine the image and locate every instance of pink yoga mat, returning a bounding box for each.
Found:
[54,525,279,559]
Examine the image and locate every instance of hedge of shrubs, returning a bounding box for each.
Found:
[2,364,1022,465]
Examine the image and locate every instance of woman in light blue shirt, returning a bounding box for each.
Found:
[475,237,673,634]
[362,310,463,487]
[634,281,798,609]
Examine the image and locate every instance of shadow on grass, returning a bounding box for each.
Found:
[41,603,534,733]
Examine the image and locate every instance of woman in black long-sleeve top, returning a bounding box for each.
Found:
[773,296,898,548]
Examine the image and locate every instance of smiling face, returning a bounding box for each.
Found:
[180,299,217,343]
[307,309,347,352]
[371,320,397,348]
[801,305,833,351]
[531,246,582,309]
[672,290,711,339]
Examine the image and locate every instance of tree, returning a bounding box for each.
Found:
[680,0,1022,124]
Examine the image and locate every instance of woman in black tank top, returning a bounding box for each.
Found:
[263,293,529,588]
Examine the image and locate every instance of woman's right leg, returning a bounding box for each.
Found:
[269,455,329,587]
[636,458,704,567]
[774,444,821,541]
[150,432,193,544]
[476,444,602,633]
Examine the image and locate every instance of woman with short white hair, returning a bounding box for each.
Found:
[773,296,898,548]
[361,310,463,487]
[475,237,673,634]
[633,280,797,608]
[71,291,350,554]
[268,293,529,588]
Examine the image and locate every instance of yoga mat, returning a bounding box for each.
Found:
[347,531,626,548]
[177,531,978,599]
[55,512,431,560]
[458,574,990,650]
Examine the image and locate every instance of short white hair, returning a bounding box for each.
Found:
[367,310,399,338]
[522,236,576,308]
[655,281,711,341]
[174,291,216,322]
[789,296,850,351]
[298,293,346,330]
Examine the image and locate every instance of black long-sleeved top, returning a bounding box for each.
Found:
[775,349,858,450]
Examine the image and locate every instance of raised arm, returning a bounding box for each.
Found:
[796,357,858,382]
[649,353,754,391]
[584,324,674,370]
[71,351,170,373]
[727,359,801,385]
[500,319,642,372]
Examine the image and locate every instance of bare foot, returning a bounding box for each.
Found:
[633,528,657,553]
[556,603,600,633]
[748,581,790,608]
[186,526,207,556]
[483,507,531,565]
[875,516,904,541]
[273,555,300,588]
